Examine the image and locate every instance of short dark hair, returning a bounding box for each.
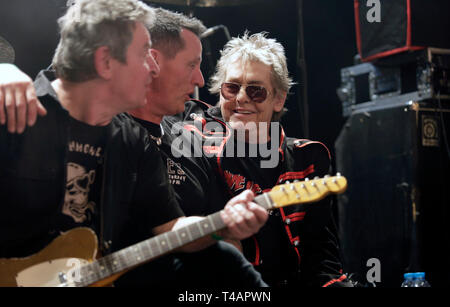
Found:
[149,8,207,59]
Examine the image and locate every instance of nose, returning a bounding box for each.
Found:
[236,85,250,104]
[193,67,205,88]
[147,52,160,78]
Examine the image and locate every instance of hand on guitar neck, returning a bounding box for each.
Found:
[0,174,347,287]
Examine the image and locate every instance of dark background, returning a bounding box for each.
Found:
[0,0,357,160]
[2,0,449,288]
[0,0,362,283]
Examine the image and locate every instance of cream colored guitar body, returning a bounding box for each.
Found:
[16,257,89,287]
[0,227,97,287]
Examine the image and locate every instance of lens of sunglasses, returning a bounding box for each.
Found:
[221,83,268,103]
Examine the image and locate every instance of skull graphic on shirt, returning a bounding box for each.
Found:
[62,162,96,223]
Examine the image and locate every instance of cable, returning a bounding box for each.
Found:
[437,91,450,160]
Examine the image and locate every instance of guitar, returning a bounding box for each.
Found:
[0,174,347,287]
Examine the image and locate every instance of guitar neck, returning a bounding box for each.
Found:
[73,194,273,287]
[73,175,346,286]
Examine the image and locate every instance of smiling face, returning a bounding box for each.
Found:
[146,28,204,120]
[220,60,286,143]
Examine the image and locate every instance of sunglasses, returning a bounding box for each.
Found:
[220,82,269,103]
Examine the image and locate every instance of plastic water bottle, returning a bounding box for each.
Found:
[413,272,431,287]
[401,273,415,287]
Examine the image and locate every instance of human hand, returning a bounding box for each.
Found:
[219,190,268,241]
[0,64,47,133]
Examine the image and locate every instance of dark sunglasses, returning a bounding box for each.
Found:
[220,82,269,103]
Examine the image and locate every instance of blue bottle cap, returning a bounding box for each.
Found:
[415,272,425,279]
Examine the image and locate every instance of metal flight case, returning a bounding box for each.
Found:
[334,48,450,287]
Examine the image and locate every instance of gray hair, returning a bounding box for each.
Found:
[209,32,294,121]
[149,8,206,58]
[52,0,155,82]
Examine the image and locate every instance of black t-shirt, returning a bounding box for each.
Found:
[134,116,230,216]
[57,116,108,235]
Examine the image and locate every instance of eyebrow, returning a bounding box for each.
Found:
[189,56,202,65]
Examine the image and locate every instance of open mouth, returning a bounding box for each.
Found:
[234,109,255,115]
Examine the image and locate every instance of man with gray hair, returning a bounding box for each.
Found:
[0,1,268,287]
[163,31,353,287]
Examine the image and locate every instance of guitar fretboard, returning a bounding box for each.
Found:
[62,175,346,287]
[71,194,273,286]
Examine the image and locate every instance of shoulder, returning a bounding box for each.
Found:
[185,99,214,114]
[284,137,331,174]
[162,100,224,136]
[111,113,150,150]
[164,100,213,124]
[286,138,331,158]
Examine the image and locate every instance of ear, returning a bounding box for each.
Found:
[150,48,163,68]
[94,46,114,80]
[273,91,287,112]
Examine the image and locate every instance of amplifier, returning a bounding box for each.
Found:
[354,0,450,62]
[335,99,450,287]
[337,48,450,117]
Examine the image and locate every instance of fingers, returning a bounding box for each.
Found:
[4,87,16,133]
[221,191,269,241]
[25,84,46,125]
[36,100,47,116]
[0,83,45,133]
[0,64,46,133]
[0,87,4,125]
[15,87,27,134]
[225,189,254,206]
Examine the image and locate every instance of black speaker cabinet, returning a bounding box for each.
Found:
[335,99,450,287]
[355,0,450,62]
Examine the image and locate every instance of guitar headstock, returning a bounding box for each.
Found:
[268,174,347,209]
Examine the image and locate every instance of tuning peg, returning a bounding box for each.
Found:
[305,178,309,182]
[336,172,341,177]
[280,186,289,195]
[314,176,319,180]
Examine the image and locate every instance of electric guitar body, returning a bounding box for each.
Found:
[0,227,96,287]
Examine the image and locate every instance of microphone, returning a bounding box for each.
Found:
[200,25,229,40]
[0,35,15,64]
